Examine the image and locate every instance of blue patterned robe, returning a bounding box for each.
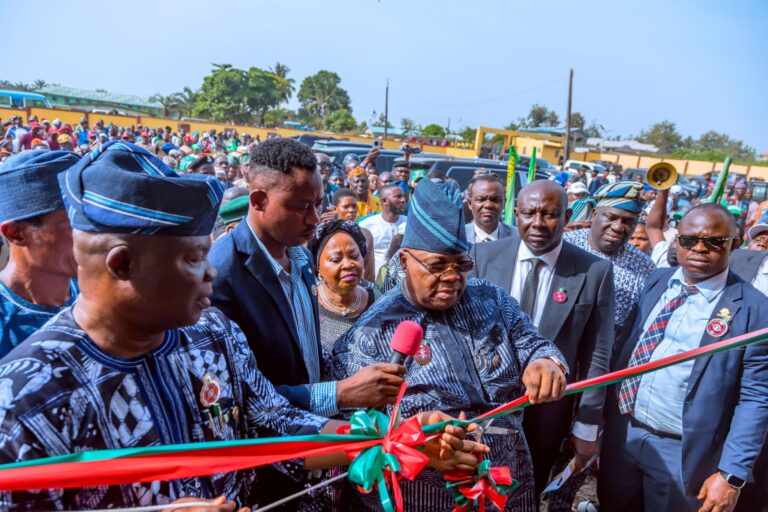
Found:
[0,308,327,511]
[333,279,566,512]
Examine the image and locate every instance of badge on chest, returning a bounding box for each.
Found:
[706,308,732,338]
[414,342,432,365]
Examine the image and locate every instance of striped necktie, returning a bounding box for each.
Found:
[618,282,699,415]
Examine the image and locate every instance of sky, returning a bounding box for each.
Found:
[4,0,766,151]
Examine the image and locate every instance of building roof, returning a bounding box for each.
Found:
[517,127,586,136]
[39,85,161,109]
[586,137,659,153]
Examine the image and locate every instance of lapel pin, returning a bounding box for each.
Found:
[553,287,567,303]
[706,308,732,338]
[200,373,222,432]
[414,342,432,366]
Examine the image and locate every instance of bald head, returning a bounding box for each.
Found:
[515,180,568,255]
[519,180,568,210]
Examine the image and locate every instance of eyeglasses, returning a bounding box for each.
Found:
[676,234,736,251]
[404,250,475,275]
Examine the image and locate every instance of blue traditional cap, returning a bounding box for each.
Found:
[0,150,81,223]
[59,141,224,236]
[594,180,645,214]
[569,197,596,223]
[401,178,468,255]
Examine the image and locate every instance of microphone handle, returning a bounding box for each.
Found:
[389,351,405,365]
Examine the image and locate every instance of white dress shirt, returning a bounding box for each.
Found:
[752,257,768,297]
[510,241,562,326]
[473,222,500,244]
[633,267,727,435]
[359,214,407,274]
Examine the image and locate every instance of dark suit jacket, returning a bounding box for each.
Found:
[208,219,321,411]
[609,268,768,493]
[464,221,516,244]
[729,248,768,283]
[469,237,615,432]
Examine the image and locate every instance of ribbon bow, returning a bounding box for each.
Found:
[445,459,518,512]
[337,384,429,512]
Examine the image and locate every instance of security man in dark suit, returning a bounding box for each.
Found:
[600,203,768,512]
[208,138,405,508]
[470,180,615,508]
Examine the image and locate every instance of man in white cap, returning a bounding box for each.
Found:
[567,181,589,206]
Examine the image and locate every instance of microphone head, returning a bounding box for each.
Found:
[390,321,424,357]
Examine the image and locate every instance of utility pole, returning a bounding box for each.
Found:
[564,69,573,163]
[384,79,389,140]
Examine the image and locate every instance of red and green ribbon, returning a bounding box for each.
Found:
[0,327,766,511]
[445,459,518,511]
[336,385,429,512]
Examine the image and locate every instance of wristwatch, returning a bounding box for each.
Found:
[719,470,746,489]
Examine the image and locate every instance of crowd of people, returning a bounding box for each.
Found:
[0,113,766,512]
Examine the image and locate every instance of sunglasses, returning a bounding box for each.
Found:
[404,250,475,275]
[676,234,736,251]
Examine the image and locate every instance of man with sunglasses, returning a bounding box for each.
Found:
[600,203,768,512]
[334,178,567,511]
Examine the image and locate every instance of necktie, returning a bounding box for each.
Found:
[519,258,543,318]
[618,283,699,414]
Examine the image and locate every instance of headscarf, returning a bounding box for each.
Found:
[59,141,224,236]
[594,181,645,214]
[307,219,368,264]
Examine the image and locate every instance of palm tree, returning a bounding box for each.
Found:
[174,87,198,118]
[32,79,48,91]
[149,94,181,118]
[270,62,295,104]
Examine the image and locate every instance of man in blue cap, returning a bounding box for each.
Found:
[0,150,81,357]
[0,142,480,511]
[564,181,657,340]
[334,178,568,511]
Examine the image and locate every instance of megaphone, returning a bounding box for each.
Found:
[646,162,678,190]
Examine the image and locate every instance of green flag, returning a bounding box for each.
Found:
[706,155,732,205]
[503,146,520,225]
[527,147,537,184]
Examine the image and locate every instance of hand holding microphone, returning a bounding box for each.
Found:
[336,321,423,409]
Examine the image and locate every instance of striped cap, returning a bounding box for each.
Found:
[59,141,224,236]
[594,180,645,214]
[402,178,468,255]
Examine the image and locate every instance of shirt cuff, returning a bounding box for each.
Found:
[571,421,599,442]
[309,381,339,418]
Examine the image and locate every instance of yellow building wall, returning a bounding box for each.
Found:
[0,108,26,124]
[89,113,138,128]
[29,107,83,126]
[748,166,768,179]
[445,147,477,159]
[686,160,716,175]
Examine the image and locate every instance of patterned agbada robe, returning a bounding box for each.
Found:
[334,279,567,512]
[0,308,327,511]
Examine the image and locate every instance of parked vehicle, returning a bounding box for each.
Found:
[0,90,52,109]
[565,160,605,173]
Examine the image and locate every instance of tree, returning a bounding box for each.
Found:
[297,71,351,119]
[584,122,604,138]
[421,124,446,138]
[376,112,393,129]
[263,108,297,128]
[400,118,417,135]
[570,112,586,130]
[521,104,560,128]
[245,67,284,126]
[174,87,197,117]
[459,126,477,142]
[150,93,181,118]
[31,79,48,91]
[324,109,357,132]
[637,120,684,154]
[270,62,295,104]
[505,119,522,131]
[672,130,756,162]
[191,63,284,125]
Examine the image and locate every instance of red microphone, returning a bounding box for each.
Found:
[389,321,424,364]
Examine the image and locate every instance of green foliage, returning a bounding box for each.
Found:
[400,118,417,134]
[191,64,285,125]
[570,112,586,130]
[421,123,446,138]
[150,93,181,118]
[297,71,351,119]
[637,120,684,153]
[584,122,604,138]
[520,104,560,128]
[270,62,295,104]
[324,109,358,132]
[459,126,477,142]
[174,87,197,117]
[263,108,297,128]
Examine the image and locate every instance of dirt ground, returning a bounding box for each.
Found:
[539,468,598,512]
